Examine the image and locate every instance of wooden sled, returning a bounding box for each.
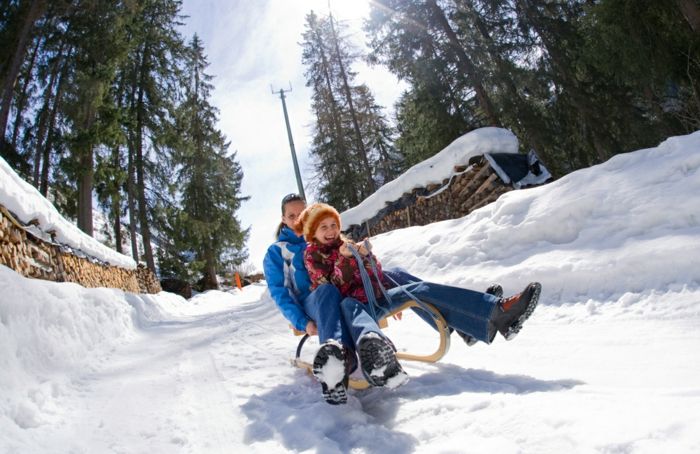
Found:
[291,300,451,390]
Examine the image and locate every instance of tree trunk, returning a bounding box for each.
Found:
[203,248,218,290]
[425,0,500,126]
[135,84,155,271]
[77,145,94,235]
[40,51,69,197]
[133,28,156,272]
[127,135,139,261]
[111,145,123,254]
[33,102,50,185]
[0,0,47,143]
[11,35,41,152]
[33,42,65,185]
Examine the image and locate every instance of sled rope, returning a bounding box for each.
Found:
[345,243,382,320]
[347,240,438,325]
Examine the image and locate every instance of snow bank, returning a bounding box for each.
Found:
[0,265,182,430]
[373,131,700,303]
[341,127,519,227]
[0,157,136,269]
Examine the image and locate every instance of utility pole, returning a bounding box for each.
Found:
[271,84,306,200]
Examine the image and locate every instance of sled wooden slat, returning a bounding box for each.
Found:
[291,300,451,390]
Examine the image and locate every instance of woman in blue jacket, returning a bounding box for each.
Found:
[263,194,406,405]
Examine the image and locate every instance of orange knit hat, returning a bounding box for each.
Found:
[294,203,342,239]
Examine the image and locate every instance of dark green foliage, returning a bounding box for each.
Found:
[365,0,700,177]
[302,10,404,211]
[0,0,248,289]
[162,35,249,289]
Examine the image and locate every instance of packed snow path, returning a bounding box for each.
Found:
[3,274,698,453]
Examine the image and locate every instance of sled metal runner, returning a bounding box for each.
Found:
[291,300,451,390]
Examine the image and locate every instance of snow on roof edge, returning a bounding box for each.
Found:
[0,156,137,269]
[341,127,519,227]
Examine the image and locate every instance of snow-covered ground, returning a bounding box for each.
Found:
[1,131,700,453]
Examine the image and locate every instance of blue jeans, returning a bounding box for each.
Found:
[301,284,350,346]
[339,296,386,348]
[301,284,385,349]
[380,269,500,343]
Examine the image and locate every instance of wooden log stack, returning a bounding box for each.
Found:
[1,204,160,294]
[345,159,525,240]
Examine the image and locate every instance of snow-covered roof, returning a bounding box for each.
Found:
[340,127,519,227]
[0,157,137,269]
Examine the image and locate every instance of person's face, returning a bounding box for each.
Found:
[282,200,306,230]
[313,216,340,245]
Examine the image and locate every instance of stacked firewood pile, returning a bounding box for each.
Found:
[1,206,60,281]
[0,204,160,294]
[345,159,518,239]
[59,252,140,292]
[137,263,162,293]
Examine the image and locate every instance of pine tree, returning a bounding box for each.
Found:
[582,0,700,134]
[301,10,401,210]
[168,35,248,289]
[59,1,132,235]
[365,0,485,164]
[112,0,185,271]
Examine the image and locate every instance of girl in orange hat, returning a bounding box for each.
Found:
[294,202,409,394]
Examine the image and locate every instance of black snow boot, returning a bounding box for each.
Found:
[490,282,541,341]
[358,333,409,388]
[312,340,349,405]
[459,283,504,346]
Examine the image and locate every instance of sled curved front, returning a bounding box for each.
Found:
[291,300,451,390]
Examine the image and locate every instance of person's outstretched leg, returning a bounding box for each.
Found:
[458,284,503,346]
[340,297,408,388]
[383,269,506,346]
[386,281,500,343]
[302,284,353,404]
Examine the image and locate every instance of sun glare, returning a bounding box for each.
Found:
[305,0,372,23]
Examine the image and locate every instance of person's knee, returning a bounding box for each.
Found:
[340,296,361,309]
[315,283,341,299]
[339,297,365,318]
[314,284,342,309]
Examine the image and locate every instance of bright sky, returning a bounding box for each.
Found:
[179,0,406,270]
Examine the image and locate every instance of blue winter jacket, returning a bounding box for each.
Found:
[262,226,313,331]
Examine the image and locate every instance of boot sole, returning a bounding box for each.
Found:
[503,283,540,341]
[358,335,409,388]
[312,343,348,405]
